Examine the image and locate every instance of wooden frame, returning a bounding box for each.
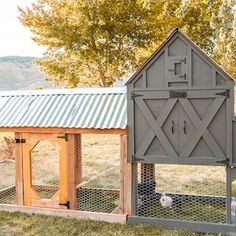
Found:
[20,133,71,209]
[0,127,127,135]
[113,134,132,215]
[1,128,129,217]
[0,204,126,223]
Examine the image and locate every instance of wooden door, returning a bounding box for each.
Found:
[130,89,231,165]
[178,90,230,165]
[22,133,69,209]
[131,91,179,164]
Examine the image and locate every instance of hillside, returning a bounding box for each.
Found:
[0,56,51,91]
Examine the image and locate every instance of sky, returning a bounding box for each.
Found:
[0,0,45,57]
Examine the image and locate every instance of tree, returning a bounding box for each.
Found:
[19,0,179,87]
[211,0,236,79]
[19,0,236,87]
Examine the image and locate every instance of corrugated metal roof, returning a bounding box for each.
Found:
[0,87,127,129]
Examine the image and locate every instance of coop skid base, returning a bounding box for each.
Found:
[128,216,236,234]
[0,204,127,224]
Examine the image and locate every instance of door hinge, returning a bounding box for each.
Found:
[131,92,143,100]
[59,201,70,209]
[215,89,230,98]
[57,134,68,141]
[130,155,144,163]
[15,138,26,143]
[216,158,231,168]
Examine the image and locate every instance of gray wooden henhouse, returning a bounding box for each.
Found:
[126,28,236,234]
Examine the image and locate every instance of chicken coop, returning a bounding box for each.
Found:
[0,28,236,234]
[0,87,130,223]
[126,28,236,234]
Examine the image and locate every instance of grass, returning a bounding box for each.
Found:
[0,211,216,236]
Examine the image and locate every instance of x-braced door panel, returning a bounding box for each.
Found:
[22,133,69,209]
[131,89,231,165]
[178,90,229,165]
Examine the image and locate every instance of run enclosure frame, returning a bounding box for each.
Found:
[0,127,130,223]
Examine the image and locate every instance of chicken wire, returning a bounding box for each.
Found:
[76,134,120,213]
[0,134,16,205]
[136,164,227,223]
[0,160,16,204]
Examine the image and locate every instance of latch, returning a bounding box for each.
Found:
[130,155,144,163]
[170,91,187,98]
[57,134,68,141]
[215,89,230,98]
[15,138,26,143]
[59,201,70,209]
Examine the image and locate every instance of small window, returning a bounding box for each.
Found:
[174,62,181,75]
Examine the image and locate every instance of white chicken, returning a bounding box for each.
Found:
[160,193,173,208]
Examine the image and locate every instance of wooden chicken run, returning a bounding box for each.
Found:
[0,28,236,234]
[0,87,129,223]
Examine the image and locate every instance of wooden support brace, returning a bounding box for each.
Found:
[15,132,24,206]
[114,134,132,215]
[66,134,78,210]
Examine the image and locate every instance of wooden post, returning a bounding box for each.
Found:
[120,134,132,215]
[59,133,68,208]
[22,132,31,206]
[67,134,78,210]
[15,132,24,206]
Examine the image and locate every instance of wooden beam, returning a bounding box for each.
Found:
[0,204,127,223]
[0,127,127,135]
[22,133,31,206]
[59,133,68,209]
[118,134,132,215]
[67,134,78,210]
[15,132,24,206]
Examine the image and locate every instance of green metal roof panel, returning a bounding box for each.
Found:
[0,87,127,129]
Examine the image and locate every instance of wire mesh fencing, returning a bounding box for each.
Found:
[76,134,120,213]
[0,134,16,204]
[136,164,227,223]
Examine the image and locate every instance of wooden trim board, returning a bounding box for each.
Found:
[0,204,127,224]
[0,127,127,134]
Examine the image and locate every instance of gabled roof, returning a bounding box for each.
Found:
[126,28,234,84]
[0,87,127,129]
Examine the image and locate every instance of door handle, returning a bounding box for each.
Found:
[171,120,174,134]
[183,121,187,134]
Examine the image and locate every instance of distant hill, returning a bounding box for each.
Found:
[0,56,52,91]
[0,56,127,91]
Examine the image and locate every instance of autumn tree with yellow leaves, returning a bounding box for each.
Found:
[19,0,236,87]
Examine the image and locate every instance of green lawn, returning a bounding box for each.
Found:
[0,211,216,236]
